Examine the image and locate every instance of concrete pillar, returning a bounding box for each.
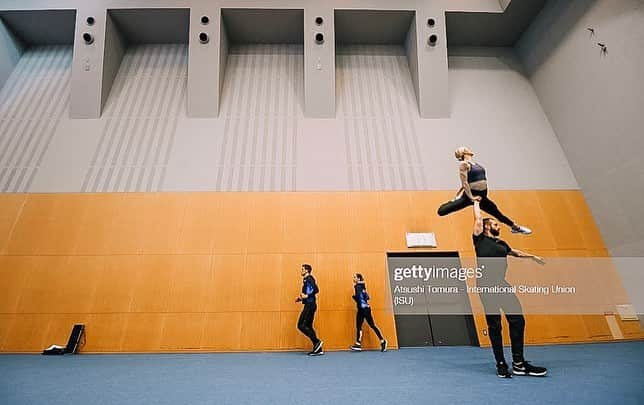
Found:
[414,5,450,118]
[70,6,106,118]
[187,4,224,118]
[304,5,335,118]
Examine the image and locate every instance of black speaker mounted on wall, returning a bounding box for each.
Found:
[82,33,94,44]
[427,17,438,47]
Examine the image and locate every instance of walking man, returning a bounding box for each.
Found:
[296,264,323,356]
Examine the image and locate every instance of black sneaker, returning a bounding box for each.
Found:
[380,340,388,352]
[513,361,547,376]
[312,340,323,354]
[308,350,324,356]
[497,362,512,378]
[350,343,362,351]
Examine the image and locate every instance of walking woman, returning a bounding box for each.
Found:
[350,273,387,352]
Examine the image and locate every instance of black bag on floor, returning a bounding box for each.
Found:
[42,324,85,355]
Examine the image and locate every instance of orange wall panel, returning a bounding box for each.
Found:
[537,191,586,250]
[0,256,30,313]
[121,313,165,351]
[243,254,283,311]
[411,191,459,250]
[108,194,151,255]
[166,255,213,313]
[247,193,285,254]
[128,256,175,313]
[2,314,51,352]
[54,256,104,314]
[176,193,224,255]
[15,256,66,314]
[85,314,127,352]
[202,312,243,351]
[282,193,317,253]
[0,194,25,254]
[381,192,414,251]
[0,190,639,353]
[73,194,121,255]
[347,192,385,253]
[239,311,281,350]
[210,193,251,254]
[581,315,613,340]
[314,193,352,253]
[139,193,186,254]
[161,313,206,350]
[91,256,138,313]
[207,255,246,313]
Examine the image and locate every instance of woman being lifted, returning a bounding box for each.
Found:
[437,146,531,235]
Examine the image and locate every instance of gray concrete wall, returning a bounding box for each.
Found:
[0,17,23,93]
[0,43,578,193]
[0,46,72,192]
[517,0,644,255]
[0,0,579,194]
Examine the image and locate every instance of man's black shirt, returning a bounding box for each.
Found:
[473,233,512,281]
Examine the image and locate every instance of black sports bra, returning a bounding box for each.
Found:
[467,162,487,183]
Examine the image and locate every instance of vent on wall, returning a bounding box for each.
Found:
[107,8,190,44]
[0,9,76,46]
[334,10,414,45]
[221,9,304,45]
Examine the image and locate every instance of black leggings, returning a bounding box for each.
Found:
[437,189,515,228]
[480,282,525,363]
[297,302,320,345]
[356,307,384,342]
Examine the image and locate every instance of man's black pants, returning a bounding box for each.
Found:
[480,281,525,364]
[297,302,320,345]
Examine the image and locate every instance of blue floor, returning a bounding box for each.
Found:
[2,342,643,405]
